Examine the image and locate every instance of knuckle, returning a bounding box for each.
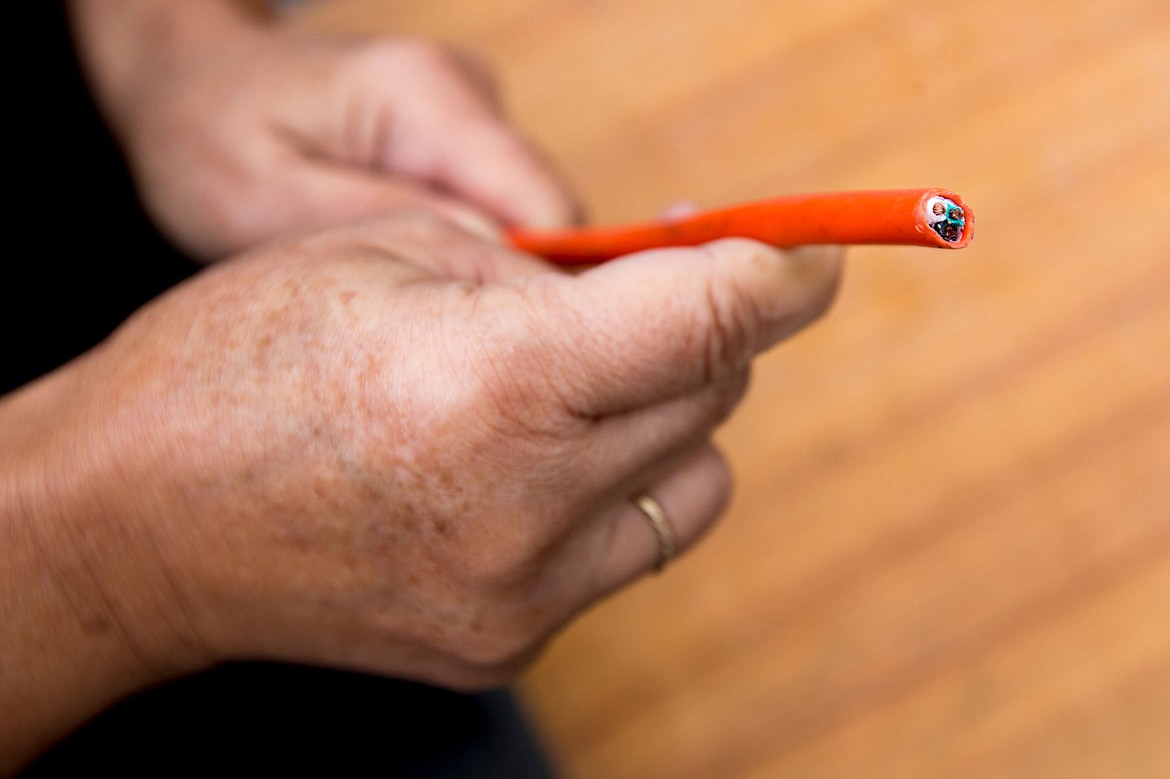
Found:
[691,445,735,530]
[468,285,591,440]
[362,39,500,117]
[346,40,463,98]
[700,247,765,381]
[708,459,734,521]
[672,445,735,551]
[708,368,751,425]
[707,447,734,506]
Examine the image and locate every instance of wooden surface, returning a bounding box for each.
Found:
[295,2,1170,776]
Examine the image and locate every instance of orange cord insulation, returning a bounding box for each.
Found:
[508,188,974,264]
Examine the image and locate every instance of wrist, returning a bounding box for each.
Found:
[0,360,210,767]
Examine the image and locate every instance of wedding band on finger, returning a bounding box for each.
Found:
[632,494,676,573]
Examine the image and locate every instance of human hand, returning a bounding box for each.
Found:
[13,213,837,699]
[68,0,578,260]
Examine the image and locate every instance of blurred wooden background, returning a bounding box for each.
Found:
[294,2,1169,776]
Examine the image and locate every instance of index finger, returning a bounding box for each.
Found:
[542,239,842,417]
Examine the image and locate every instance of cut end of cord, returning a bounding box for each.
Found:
[925,196,968,244]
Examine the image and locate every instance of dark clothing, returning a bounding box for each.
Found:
[4,2,202,395]
[11,6,556,777]
[21,664,556,778]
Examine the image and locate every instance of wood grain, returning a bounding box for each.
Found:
[293,2,1170,776]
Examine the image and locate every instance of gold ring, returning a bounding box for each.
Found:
[632,494,675,573]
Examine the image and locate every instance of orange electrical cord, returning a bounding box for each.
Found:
[508,188,974,264]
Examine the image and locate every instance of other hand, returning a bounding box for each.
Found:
[69,0,578,259]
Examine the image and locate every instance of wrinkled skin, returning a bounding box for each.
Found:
[2,216,839,770]
[2,2,843,770]
[51,216,839,689]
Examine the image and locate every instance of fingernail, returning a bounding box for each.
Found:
[658,200,701,220]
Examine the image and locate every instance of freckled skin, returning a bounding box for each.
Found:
[91,217,821,676]
[63,218,583,687]
[6,3,842,767]
[2,212,839,767]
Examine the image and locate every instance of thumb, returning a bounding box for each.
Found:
[551,239,842,416]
